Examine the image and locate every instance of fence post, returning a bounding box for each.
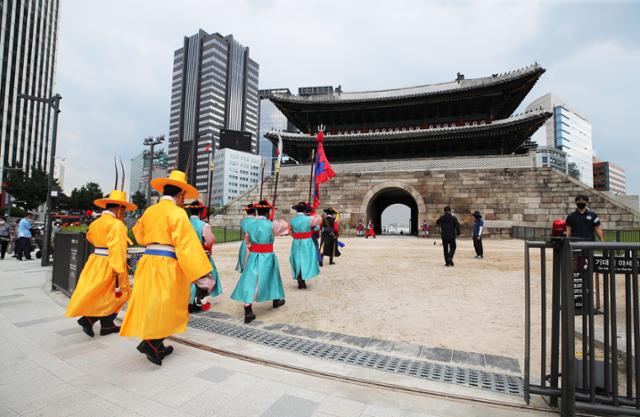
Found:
[224,226,227,243]
[561,239,576,417]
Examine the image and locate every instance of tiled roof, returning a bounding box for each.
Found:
[271,64,544,104]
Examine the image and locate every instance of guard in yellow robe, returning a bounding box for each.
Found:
[119,170,212,366]
[65,190,137,337]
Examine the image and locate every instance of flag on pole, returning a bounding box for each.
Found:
[312,130,335,208]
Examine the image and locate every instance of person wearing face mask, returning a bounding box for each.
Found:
[565,194,604,241]
[65,190,137,337]
[0,216,10,260]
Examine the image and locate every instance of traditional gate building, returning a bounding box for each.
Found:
[213,65,640,234]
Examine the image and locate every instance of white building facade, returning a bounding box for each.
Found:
[527,93,593,187]
[211,148,260,206]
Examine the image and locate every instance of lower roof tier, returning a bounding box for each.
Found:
[265,110,551,163]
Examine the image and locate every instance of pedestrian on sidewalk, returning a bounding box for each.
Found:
[472,211,484,259]
[365,218,376,239]
[0,216,10,259]
[436,206,460,267]
[16,213,33,260]
[119,170,213,366]
[289,202,322,289]
[65,190,137,337]
[230,200,289,323]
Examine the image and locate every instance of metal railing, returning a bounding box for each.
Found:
[525,238,640,416]
[211,226,243,243]
[514,226,640,243]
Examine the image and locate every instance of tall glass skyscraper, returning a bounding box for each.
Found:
[527,93,593,187]
[168,30,259,198]
[0,0,60,186]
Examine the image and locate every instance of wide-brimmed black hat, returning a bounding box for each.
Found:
[292,201,311,212]
[323,207,337,215]
[242,202,256,212]
[253,200,273,210]
[473,210,482,217]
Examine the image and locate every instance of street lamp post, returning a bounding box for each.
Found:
[143,136,164,205]
[18,93,61,267]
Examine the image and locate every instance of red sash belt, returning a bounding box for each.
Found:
[249,243,273,253]
[292,232,313,239]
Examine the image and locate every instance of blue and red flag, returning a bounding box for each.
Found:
[312,130,335,208]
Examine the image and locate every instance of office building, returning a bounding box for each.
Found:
[167,30,259,202]
[535,146,567,173]
[526,93,593,187]
[129,150,169,196]
[593,160,626,195]
[210,147,260,206]
[0,0,60,198]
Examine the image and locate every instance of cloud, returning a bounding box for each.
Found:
[55,0,639,195]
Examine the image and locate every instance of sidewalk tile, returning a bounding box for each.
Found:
[196,364,235,383]
[260,394,319,417]
[316,396,366,417]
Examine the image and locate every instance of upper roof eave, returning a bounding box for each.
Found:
[270,64,545,105]
[265,110,551,144]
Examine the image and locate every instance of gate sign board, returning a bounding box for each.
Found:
[593,256,640,274]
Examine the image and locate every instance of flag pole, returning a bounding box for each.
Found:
[308,148,315,204]
[259,159,266,200]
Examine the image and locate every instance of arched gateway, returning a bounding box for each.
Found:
[360,181,426,235]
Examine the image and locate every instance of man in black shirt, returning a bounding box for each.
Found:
[566,195,604,241]
[436,206,461,267]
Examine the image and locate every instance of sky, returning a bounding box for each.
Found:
[55,0,640,197]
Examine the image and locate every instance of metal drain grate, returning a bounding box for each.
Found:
[188,316,523,396]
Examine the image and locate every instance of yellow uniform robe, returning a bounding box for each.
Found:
[65,212,130,317]
[119,199,211,340]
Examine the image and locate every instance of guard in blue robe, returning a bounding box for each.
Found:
[230,200,289,323]
[289,202,322,289]
[185,202,222,313]
[235,203,257,272]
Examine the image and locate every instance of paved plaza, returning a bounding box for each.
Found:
[0,239,557,417]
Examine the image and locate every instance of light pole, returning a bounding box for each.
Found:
[18,93,61,267]
[143,136,164,205]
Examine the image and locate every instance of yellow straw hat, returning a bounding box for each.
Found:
[150,170,199,199]
[94,190,137,211]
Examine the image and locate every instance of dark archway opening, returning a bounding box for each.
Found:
[366,188,419,235]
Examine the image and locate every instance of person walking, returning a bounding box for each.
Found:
[289,202,322,289]
[436,206,460,267]
[356,219,364,237]
[185,201,222,313]
[421,219,430,239]
[16,213,33,260]
[65,190,137,337]
[0,217,10,259]
[321,208,340,265]
[472,211,484,259]
[566,194,604,241]
[230,200,289,323]
[236,203,257,273]
[119,170,212,366]
[366,218,376,239]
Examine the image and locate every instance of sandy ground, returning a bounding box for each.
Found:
[209,236,532,361]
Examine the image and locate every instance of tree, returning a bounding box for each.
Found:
[131,190,147,210]
[3,164,59,211]
[69,182,104,211]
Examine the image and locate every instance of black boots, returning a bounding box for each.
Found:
[297,278,307,289]
[77,317,95,337]
[136,340,162,366]
[99,325,120,336]
[272,299,286,309]
[244,305,256,324]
